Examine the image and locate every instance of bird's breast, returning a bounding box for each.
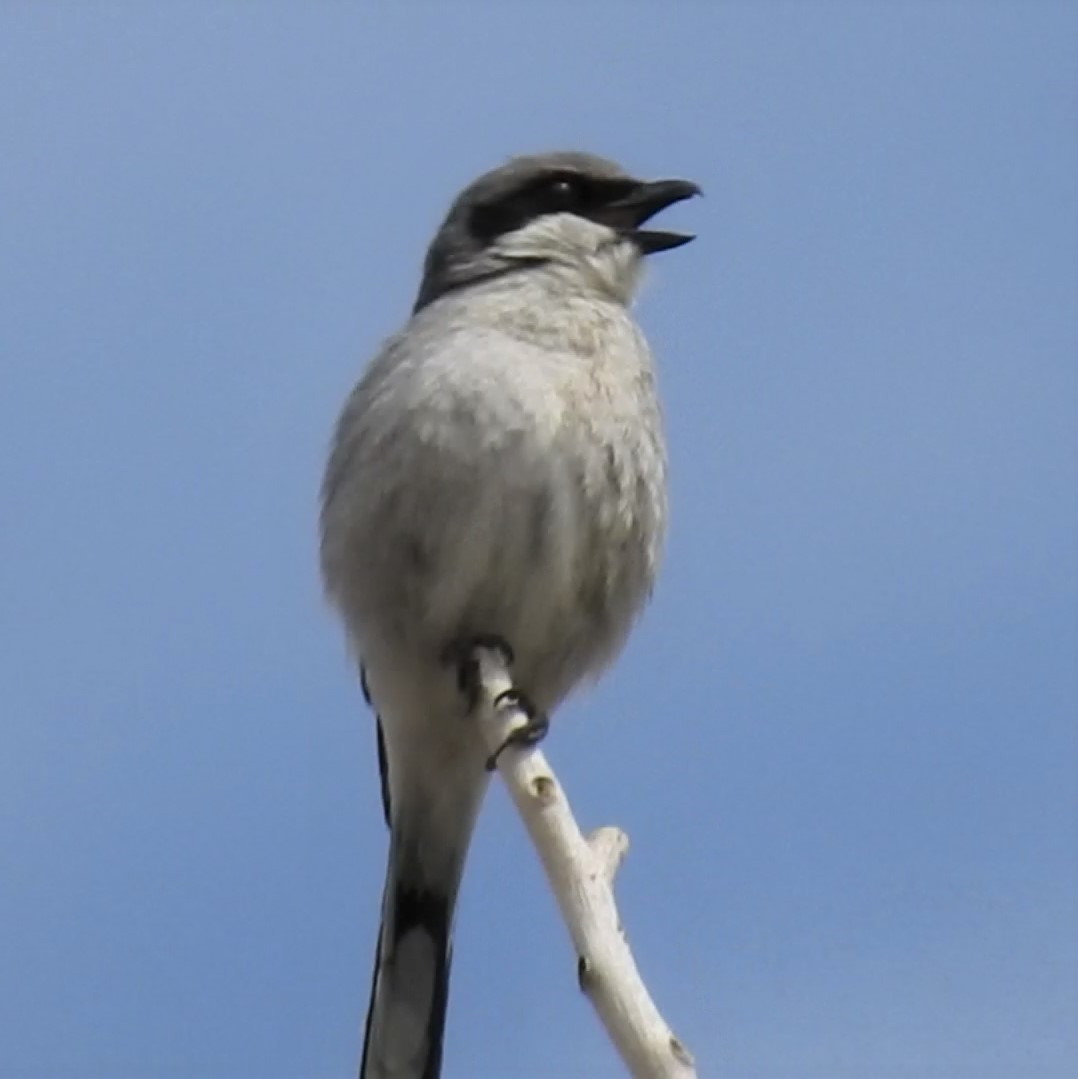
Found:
[321,297,667,709]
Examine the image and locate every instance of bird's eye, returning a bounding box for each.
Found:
[547,177,582,209]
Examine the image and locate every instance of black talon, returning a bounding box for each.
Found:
[493,688,528,711]
[442,634,516,708]
[456,655,480,703]
[485,690,549,771]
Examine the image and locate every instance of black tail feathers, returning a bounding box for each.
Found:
[360,881,453,1079]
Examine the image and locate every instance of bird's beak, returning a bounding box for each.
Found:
[595,178,701,254]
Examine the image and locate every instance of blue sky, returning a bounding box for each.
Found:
[2,4,1075,1078]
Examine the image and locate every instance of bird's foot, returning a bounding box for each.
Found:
[485,690,549,771]
[442,634,515,708]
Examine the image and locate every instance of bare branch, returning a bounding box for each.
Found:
[471,645,697,1079]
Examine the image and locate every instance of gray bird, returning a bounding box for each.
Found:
[320,150,698,1079]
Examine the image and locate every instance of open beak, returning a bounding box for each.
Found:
[595,178,701,254]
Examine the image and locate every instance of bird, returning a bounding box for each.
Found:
[320,150,698,1079]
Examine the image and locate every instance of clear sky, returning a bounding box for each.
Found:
[2,4,1075,1078]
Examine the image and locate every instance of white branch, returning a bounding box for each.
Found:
[471,645,697,1079]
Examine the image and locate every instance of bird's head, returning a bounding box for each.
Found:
[414,151,699,311]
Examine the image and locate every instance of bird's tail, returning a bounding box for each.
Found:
[360,849,455,1079]
[359,763,488,1079]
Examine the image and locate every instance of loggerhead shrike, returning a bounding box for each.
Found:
[320,151,698,1079]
